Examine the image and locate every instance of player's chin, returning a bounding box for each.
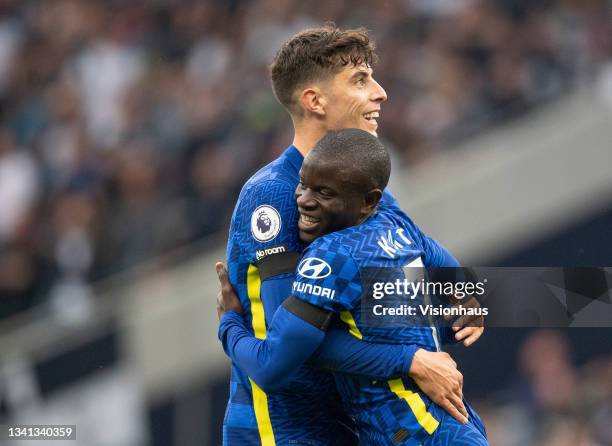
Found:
[298,230,317,244]
[361,118,378,136]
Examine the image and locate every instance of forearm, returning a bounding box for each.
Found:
[219,307,325,392]
[310,329,419,379]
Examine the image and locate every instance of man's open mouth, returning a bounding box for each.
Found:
[299,213,321,230]
[363,111,379,121]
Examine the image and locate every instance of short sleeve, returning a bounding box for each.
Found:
[291,241,362,313]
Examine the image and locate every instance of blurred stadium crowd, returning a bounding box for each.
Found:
[477,330,612,446]
[1,0,611,320]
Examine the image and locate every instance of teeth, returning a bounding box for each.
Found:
[364,111,379,120]
[301,214,319,224]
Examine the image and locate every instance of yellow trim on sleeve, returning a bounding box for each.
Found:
[387,378,440,435]
[340,310,363,340]
[246,264,276,446]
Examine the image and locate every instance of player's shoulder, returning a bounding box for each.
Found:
[304,211,418,267]
[235,151,299,214]
[302,216,391,263]
[228,148,303,258]
[232,176,297,245]
[316,212,399,247]
[240,165,296,201]
[241,146,302,192]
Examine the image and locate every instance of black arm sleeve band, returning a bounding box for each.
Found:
[282,296,334,331]
[257,251,301,281]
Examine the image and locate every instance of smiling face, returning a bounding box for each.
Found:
[320,63,387,136]
[296,153,370,243]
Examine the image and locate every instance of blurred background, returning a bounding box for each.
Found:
[0,0,611,445]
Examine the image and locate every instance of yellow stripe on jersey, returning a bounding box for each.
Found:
[248,380,275,446]
[247,264,266,339]
[340,311,363,340]
[246,264,276,446]
[387,378,440,435]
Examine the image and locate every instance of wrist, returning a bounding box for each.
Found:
[218,311,242,336]
[401,345,420,376]
[408,348,426,378]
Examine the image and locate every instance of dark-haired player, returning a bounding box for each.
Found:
[219,129,488,445]
[223,25,479,445]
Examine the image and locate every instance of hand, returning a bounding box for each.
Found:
[409,349,468,424]
[216,262,243,319]
[447,297,484,347]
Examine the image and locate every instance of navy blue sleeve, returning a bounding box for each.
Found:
[311,329,418,379]
[426,241,464,345]
[380,189,459,268]
[427,240,461,345]
[423,237,460,267]
[219,304,419,391]
[219,307,325,392]
[380,189,461,343]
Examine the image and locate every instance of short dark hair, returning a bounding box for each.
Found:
[270,24,377,117]
[311,128,390,192]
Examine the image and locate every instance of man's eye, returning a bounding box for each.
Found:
[319,189,334,197]
[357,77,366,86]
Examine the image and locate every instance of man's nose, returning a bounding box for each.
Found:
[371,78,387,103]
[296,188,316,210]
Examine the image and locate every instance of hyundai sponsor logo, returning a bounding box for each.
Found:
[297,257,332,279]
[292,281,336,300]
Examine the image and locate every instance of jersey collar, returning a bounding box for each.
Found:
[285,145,304,174]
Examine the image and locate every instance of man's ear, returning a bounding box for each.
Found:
[362,189,383,216]
[299,87,326,117]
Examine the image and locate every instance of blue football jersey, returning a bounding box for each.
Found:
[291,210,453,445]
[225,146,354,446]
[224,144,461,446]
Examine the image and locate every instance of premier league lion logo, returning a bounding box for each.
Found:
[251,205,281,242]
[257,211,272,234]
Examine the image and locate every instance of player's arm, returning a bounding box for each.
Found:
[379,189,459,268]
[216,262,469,424]
[217,263,417,390]
[223,178,419,385]
[416,228,484,347]
[219,299,327,391]
[308,328,419,378]
[380,190,483,346]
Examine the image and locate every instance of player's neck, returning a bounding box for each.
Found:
[291,119,329,158]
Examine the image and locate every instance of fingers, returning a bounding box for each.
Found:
[215,262,244,315]
[411,350,468,424]
[450,298,484,330]
[444,296,477,319]
[216,261,229,285]
[454,326,475,341]
[454,325,485,345]
[446,392,469,423]
[216,290,224,319]
[216,262,235,298]
[452,315,482,332]
[216,262,232,319]
[460,327,485,346]
[215,261,225,275]
[438,391,468,424]
[451,308,480,330]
